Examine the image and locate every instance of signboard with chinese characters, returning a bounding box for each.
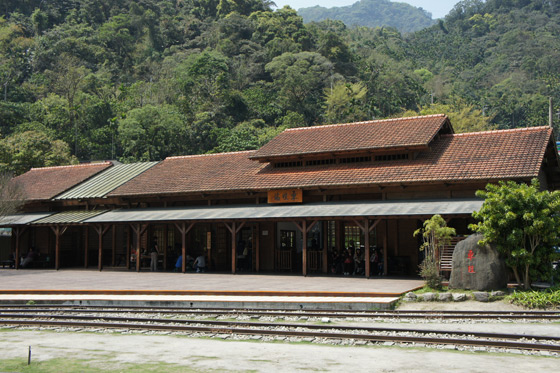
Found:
[267,189,303,204]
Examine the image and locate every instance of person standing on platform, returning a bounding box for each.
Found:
[150,240,159,271]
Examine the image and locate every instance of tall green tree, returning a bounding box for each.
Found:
[470,179,560,289]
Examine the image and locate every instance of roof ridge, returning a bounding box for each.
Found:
[445,126,551,138]
[166,150,256,160]
[29,162,111,171]
[285,114,447,132]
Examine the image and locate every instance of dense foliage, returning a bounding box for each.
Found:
[0,0,558,174]
[297,0,435,33]
[471,179,560,290]
[507,288,560,309]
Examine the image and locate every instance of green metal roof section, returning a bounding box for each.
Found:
[32,210,108,224]
[55,162,159,200]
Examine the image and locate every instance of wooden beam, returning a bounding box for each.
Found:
[383,220,388,276]
[93,224,111,271]
[174,222,194,273]
[50,225,68,271]
[235,221,246,234]
[14,226,27,270]
[255,223,260,273]
[302,220,307,276]
[322,221,328,274]
[306,220,318,233]
[111,225,116,267]
[84,227,89,268]
[126,225,131,269]
[364,218,370,278]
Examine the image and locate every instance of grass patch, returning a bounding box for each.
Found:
[506,288,560,309]
[0,357,208,372]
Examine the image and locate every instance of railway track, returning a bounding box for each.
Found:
[0,304,559,320]
[1,305,559,354]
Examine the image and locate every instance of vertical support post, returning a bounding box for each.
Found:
[55,226,60,270]
[231,222,237,274]
[302,220,307,276]
[14,227,20,270]
[383,220,388,276]
[84,226,89,268]
[50,226,66,271]
[174,222,194,273]
[322,221,328,273]
[126,225,131,269]
[134,224,141,272]
[111,225,116,267]
[255,223,260,273]
[163,225,168,271]
[364,219,370,278]
[98,226,103,271]
[181,224,186,273]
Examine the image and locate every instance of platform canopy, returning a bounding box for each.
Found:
[84,199,483,224]
[0,212,54,226]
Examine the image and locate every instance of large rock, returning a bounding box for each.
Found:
[449,234,508,291]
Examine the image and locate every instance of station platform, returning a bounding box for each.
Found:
[0,269,423,310]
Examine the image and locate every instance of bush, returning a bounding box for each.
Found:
[419,256,442,290]
[507,288,560,309]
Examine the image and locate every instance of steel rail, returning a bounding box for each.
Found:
[1,317,559,353]
[1,306,559,320]
[2,313,560,342]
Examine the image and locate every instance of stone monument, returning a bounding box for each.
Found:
[449,233,508,291]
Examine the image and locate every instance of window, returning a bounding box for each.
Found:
[280,230,296,250]
[374,153,409,161]
[344,225,361,249]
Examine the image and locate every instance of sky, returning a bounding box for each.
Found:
[273,0,462,19]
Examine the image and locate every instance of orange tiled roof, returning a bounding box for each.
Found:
[109,127,553,197]
[249,114,452,161]
[12,162,112,201]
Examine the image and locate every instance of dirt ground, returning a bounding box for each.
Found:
[1,327,558,372]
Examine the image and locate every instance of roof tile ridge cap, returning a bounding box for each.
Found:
[30,161,112,171]
[445,126,551,138]
[284,114,448,132]
[166,150,256,160]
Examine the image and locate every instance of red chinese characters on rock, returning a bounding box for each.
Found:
[467,249,475,273]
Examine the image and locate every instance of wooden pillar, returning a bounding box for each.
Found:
[255,223,260,273]
[130,224,148,272]
[126,225,131,269]
[383,220,388,276]
[94,225,110,271]
[84,226,89,268]
[111,225,116,267]
[225,221,245,274]
[50,225,67,271]
[302,220,307,276]
[322,221,328,273]
[364,219,370,278]
[14,227,27,270]
[163,225,168,270]
[174,222,194,273]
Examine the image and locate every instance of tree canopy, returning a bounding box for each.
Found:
[0,0,558,174]
[470,179,560,289]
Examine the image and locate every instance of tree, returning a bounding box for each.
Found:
[0,130,77,175]
[118,105,189,161]
[324,82,368,124]
[0,172,24,217]
[414,214,456,289]
[265,51,334,123]
[470,179,560,289]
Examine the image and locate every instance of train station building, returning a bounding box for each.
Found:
[2,114,559,278]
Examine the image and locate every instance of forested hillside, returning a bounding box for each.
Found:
[298,0,435,33]
[0,0,559,175]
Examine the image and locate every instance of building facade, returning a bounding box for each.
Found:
[2,115,559,277]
